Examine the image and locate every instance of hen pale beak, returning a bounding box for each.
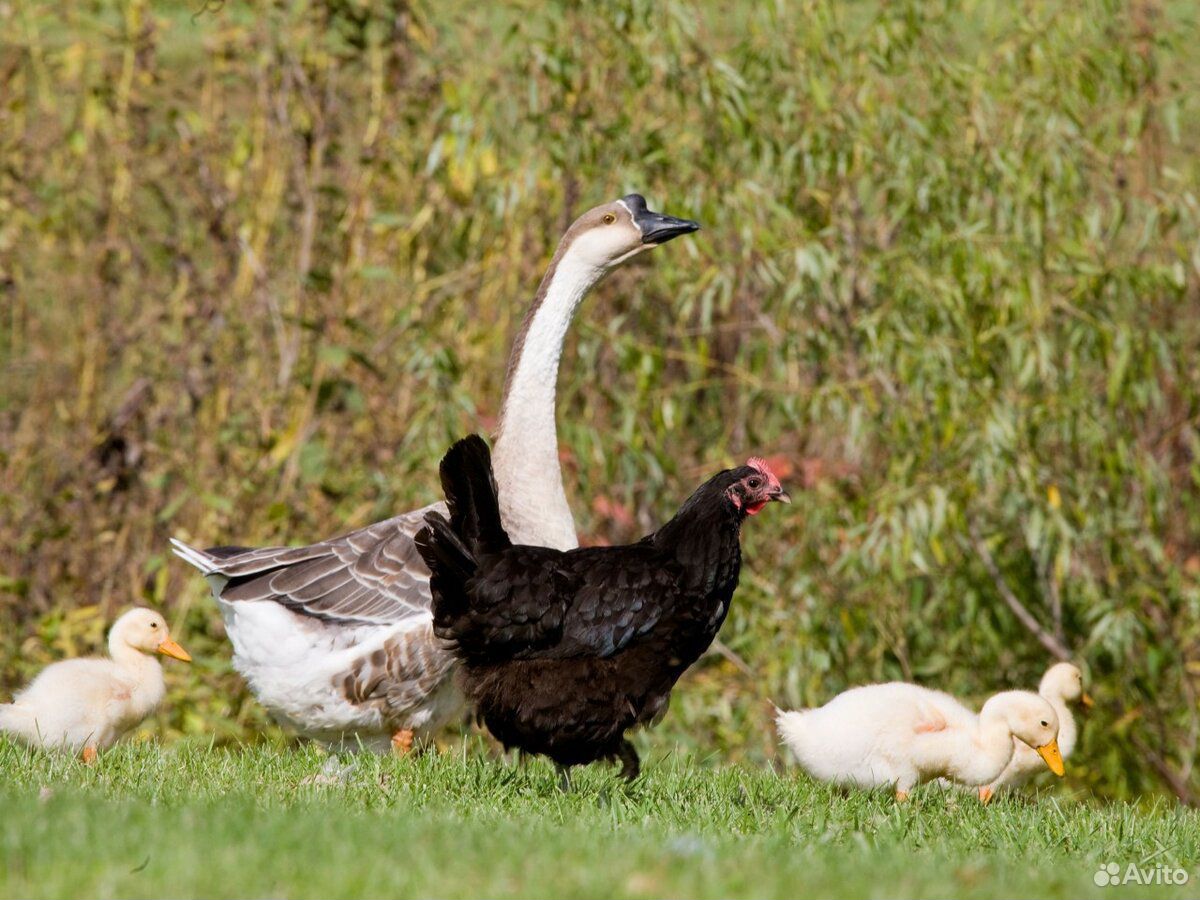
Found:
[1036,740,1065,776]
[157,638,192,662]
[1081,693,1094,709]
[772,489,791,504]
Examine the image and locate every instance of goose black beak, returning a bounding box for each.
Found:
[622,193,701,244]
[639,212,701,244]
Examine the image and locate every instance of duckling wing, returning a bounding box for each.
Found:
[906,690,982,780]
[171,504,444,627]
[912,706,948,733]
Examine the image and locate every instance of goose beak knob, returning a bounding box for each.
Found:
[622,193,700,244]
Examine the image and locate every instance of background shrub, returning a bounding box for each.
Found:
[1,0,1197,802]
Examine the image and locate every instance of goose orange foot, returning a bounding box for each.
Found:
[391,729,415,755]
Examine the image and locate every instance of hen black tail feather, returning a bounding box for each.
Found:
[438,434,511,557]
[415,512,477,627]
[417,435,512,632]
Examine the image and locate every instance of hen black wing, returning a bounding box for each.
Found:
[440,544,680,663]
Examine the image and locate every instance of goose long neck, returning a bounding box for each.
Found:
[492,245,608,550]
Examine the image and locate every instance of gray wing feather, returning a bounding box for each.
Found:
[339,623,459,716]
[173,503,446,626]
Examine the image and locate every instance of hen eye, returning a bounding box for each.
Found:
[602,213,616,224]
[747,477,762,489]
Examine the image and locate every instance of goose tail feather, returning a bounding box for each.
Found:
[169,538,217,574]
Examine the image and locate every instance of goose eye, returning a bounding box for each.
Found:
[602,213,616,225]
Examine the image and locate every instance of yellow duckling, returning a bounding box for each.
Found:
[0,608,190,761]
[776,683,1064,801]
[978,662,1092,802]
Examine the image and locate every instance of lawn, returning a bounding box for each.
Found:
[1,738,1195,899]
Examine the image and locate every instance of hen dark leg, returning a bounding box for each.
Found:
[615,740,640,781]
[556,763,573,793]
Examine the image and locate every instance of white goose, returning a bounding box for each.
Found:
[978,662,1091,802]
[172,194,699,752]
[776,683,1065,801]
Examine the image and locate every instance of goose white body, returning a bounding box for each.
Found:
[172,506,459,751]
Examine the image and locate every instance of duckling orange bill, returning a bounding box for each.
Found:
[1036,739,1066,776]
[157,638,192,662]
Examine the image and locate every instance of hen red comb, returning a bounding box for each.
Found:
[746,456,783,489]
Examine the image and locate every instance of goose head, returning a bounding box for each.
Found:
[109,608,192,662]
[984,690,1064,776]
[1039,662,1092,708]
[558,193,699,272]
[493,193,698,551]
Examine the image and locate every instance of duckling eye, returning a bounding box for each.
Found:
[150,622,158,629]
[1040,720,1048,727]
[602,213,616,225]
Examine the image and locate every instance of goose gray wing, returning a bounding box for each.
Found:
[171,503,446,626]
[339,622,460,716]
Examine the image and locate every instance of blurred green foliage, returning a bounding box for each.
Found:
[1,0,1197,802]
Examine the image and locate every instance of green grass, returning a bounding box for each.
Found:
[1,739,1196,899]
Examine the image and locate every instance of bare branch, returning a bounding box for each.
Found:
[1179,671,1199,783]
[1034,544,1066,646]
[707,638,755,678]
[1131,734,1197,807]
[968,518,1071,661]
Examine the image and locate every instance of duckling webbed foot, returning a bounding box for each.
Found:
[81,746,98,765]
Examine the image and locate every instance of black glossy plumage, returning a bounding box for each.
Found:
[415,434,770,780]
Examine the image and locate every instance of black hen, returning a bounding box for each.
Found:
[415,434,788,784]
